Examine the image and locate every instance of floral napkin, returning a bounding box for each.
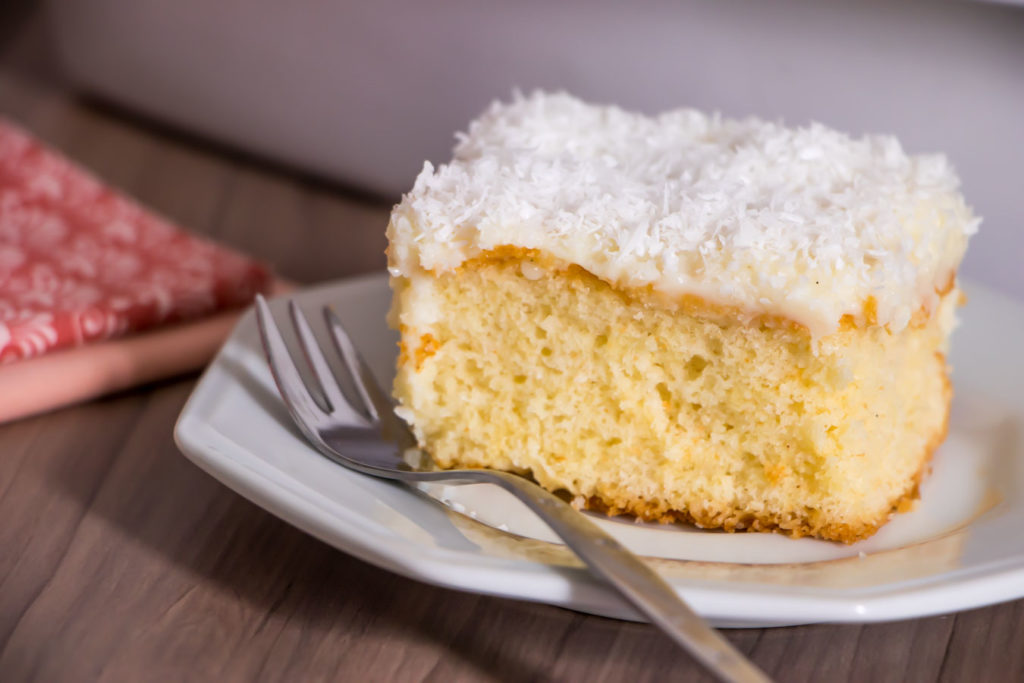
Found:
[0,119,279,421]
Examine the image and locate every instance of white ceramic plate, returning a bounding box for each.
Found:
[174,273,1024,627]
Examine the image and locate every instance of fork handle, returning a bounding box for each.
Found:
[482,471,772,683]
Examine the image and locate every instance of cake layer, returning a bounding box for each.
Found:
[391,251,955,543]
[387,92,978,338]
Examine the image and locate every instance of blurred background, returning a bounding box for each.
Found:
[12,0,1024,297]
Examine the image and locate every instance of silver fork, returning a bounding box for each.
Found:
[254,295,772,683]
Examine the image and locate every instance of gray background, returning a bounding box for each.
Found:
[47,0,1024,299]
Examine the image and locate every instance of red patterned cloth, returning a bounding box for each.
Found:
[0,119,271,364]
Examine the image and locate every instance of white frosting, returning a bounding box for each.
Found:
[388,91,978,336]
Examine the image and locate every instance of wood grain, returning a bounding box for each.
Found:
[1,5,1022,682]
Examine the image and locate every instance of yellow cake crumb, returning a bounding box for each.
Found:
[391,251,954,543]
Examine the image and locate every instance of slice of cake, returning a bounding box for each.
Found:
[386,92,978,543]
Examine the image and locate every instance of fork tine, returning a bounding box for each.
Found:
[254,295,329,435]
[289,301,374,427]
[323,306,384,423]
[288,300,346,413]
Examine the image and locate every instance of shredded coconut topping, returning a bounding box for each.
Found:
[388,91,978,336]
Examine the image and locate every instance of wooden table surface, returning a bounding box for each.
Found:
[2,6,1022,682]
